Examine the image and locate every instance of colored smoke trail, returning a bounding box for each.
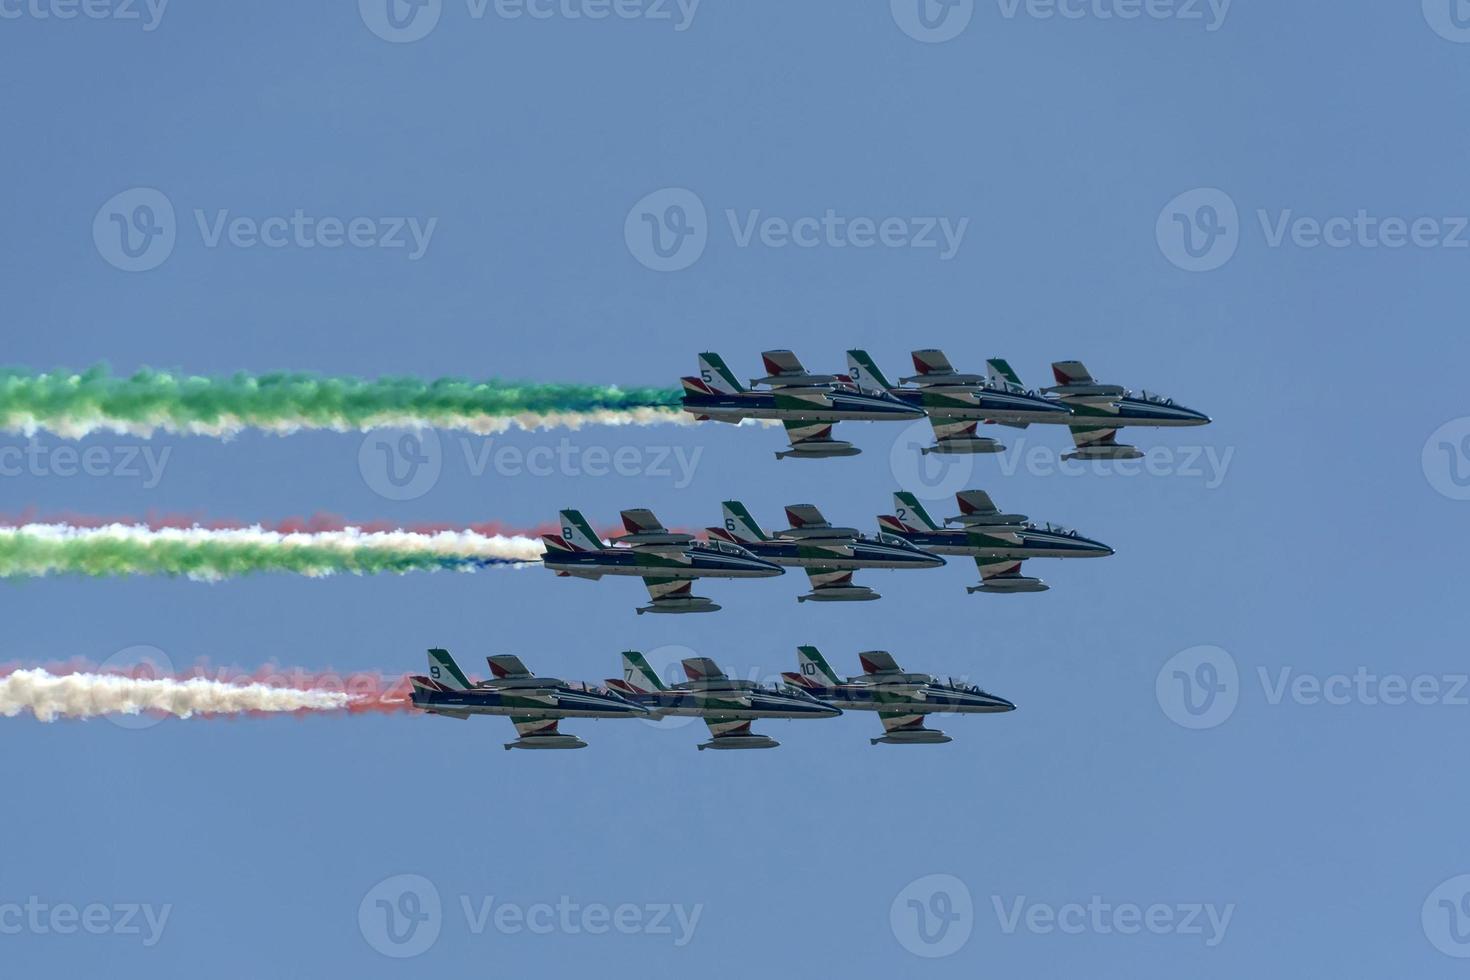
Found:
[0,366,686,438]
[0,523,545,581]
[0,666,413,721]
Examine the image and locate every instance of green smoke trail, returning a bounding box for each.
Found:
[0,534,520,581]
[0,366,684,436]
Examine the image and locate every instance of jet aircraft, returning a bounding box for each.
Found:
[541,508,783,615]
[877,490,1113,593]
[409,648,649,750]
[605,651,841,750]
[705,501,943,603]
[679,350,923,459]
[781,646,1014,745]
[845,349,1072,455]
[986,358,1211,460]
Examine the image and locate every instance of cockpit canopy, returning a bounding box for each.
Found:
[1137,389,1174,406]
[699,539,759,559]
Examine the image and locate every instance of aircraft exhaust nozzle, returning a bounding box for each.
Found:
[697,734,781,751]
[503,734,589,750]
[870,729,952,746]
[921,438,1005,455]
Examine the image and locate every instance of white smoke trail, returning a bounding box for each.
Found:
[1,407,696,440]
[0,523,546,580]
[0,669,355,721]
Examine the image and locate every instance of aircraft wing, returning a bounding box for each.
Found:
[511,717,561,737]
[643,577,694,602]
[929,415,982,442]
[1068,424,1127,452]
[879,710,928,733]
[805,567,860,591]
[782,419,840,447]
[703,717,755,738]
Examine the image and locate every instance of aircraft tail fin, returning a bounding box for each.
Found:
[986,358,1024,390]
[845,350,895,394]
[620,651,669,693]
[893,492,942,532]
[795,645,843,687]
[426,648,474,691]
[720,501,769,544]
[552,510,603,552]
[698,353,746,394]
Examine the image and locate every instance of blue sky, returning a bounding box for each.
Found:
[3,1,1469,975]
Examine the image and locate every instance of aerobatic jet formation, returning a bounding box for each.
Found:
[605,651,841,750]
[541,508,783,615]
[681,349,1211,460]
[679,350,923,459]
[409,649,649,750]
[705,501,943,603]
[877,490,1114,594]
[782,646,1015,745]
